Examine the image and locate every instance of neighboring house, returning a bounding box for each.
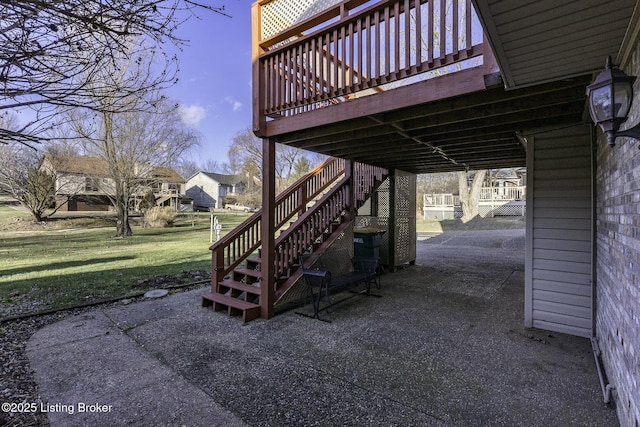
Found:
[185,172,245,210]
[490,168,524,188]
[145,166,189,211]
[40,154,187,212]
[484,168,526,200]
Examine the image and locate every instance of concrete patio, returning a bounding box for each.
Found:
[27,228,618,426]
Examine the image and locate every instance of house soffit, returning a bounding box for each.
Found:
[472,0,638,88]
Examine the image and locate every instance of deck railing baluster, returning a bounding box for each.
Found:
[414,0,421,67]
[427,0,433,64]
[393,2,399,77]
[255,0,483,120]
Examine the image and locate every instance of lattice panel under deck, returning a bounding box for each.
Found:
[260,0,343,40]
[376,179,391,218]
[394,171,416,266]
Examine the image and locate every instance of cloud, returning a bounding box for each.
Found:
[225,97,242,112]
[178,104,206,126]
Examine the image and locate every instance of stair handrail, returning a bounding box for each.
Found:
[274,176,351,279]
[274,157,345,231]
[210,157,346,286]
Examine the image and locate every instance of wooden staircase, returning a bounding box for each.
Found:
[202,158,387,322]
[202,256,263,322]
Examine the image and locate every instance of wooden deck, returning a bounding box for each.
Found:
[423,186,525,219]
[252,0,591,174]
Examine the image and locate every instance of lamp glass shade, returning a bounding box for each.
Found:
[613,80,633,118]
[589,85,613,123]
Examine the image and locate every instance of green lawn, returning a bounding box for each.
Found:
[0,203,524,318]
[0,207,251,317]
[0,204,30,222]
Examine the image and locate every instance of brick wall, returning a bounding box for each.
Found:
[595,45,640,427]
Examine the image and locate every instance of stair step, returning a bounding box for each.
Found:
[247,256,262,265]
[234,267,261,278]
[202,293,261,322]
[219,279,261,296]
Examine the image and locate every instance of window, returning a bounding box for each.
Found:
[85,177,99,192]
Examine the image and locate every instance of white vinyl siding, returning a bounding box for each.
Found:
[525,125,593,338]
[186,173,222,209]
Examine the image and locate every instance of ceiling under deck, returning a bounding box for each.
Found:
[261,0,639,175]
[272,74,592,174]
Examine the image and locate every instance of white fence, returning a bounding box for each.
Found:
[423,186,526,219]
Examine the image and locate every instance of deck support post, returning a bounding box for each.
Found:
[260,137,276,319]
[345,159,356,222]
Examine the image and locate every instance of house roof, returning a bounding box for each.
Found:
[472,0,638,88]
[43,154,185,182]
[493,169,520,179]
[43,154,111,177]
[198,172,243,186]
[152,167,186,183]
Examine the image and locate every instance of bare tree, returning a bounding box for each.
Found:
[228,129,263,175]
[458,170,487,222]
[201,159,223,174]
[227,129,314,206]
[0,0,228,148]
[277,145,306,185]
[0,114,57,220]
[175,159,201,180]
[0,143,45,219]
[417,172,459,194]
[0,144,83,221]
[174,157,224,180]
[290,157,311,182]
[68,49,199,237]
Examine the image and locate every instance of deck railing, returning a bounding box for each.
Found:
[274,177,351,278]
[479,186,525,201]
[253,0,483,121]
[424,186,526,207]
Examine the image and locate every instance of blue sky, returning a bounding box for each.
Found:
[167,1,253,166]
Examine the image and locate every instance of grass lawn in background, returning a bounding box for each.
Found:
[0,204,30,222]
[0,202,525,318]
[0,207,251,318]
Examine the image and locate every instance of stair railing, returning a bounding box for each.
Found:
[274,176,351,280]
[210,157,345,288]
[273,163,388,296]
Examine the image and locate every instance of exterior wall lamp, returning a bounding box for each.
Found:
[587,56,640,147]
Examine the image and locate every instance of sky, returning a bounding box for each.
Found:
[166,1,254,167]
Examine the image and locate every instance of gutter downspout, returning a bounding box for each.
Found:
[588,126,614,405]
[590,337,615,404]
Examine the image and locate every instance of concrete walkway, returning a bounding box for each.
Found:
[27,229,618,426]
